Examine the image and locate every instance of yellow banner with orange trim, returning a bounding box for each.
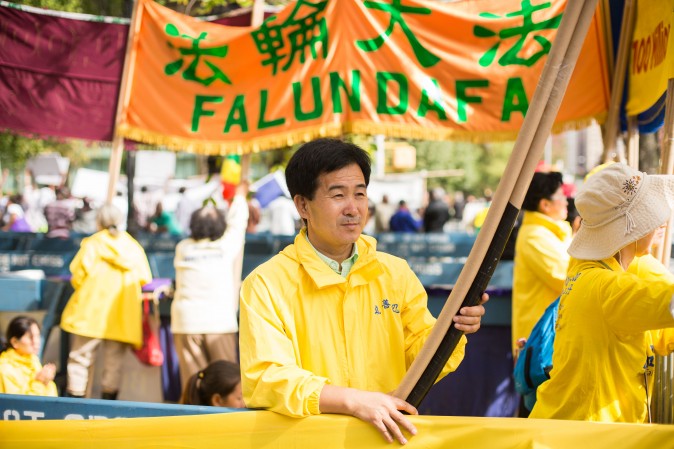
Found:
[626,0,674,116]
[118,0,610,154]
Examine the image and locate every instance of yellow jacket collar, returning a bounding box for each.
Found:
[522,210,572,241]
[284,229,384,289]
[1,348,38,369]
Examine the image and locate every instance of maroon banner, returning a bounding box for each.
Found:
[0,7,127,141]
[0,5,266,142]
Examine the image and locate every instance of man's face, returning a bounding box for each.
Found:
[294,163,368,260]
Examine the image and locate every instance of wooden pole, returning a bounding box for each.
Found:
[106,0,142,204]
[394,0,599,404]
[231,0,266,300]
[600,0,635,164]
[653,78,674,424]
[239,0,266,179]
[626,116,639,168]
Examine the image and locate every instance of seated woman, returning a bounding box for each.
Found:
[530,164,674,423]
[0,316,57,396]
[180,360,244,408]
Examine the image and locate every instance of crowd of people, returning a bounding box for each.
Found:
[370,190,492,235]
[1,138,674,442]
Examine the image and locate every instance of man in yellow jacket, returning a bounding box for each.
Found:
[240,139,486,445]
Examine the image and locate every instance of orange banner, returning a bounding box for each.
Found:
[118,0,609,154]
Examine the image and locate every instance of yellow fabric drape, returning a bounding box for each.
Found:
[2,411,674,449]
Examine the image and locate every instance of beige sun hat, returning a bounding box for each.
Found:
[569,163,674,260]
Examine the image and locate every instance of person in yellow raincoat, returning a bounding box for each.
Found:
[0,315,57,396]
[530,164,674,422]
[240,139,487,445]
[512,171,571,355]
[60,204,152,399]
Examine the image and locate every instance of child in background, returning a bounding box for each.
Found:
[180,360,244,408]
[0,316,57,396]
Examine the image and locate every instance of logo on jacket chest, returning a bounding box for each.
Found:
[374,298,399,315]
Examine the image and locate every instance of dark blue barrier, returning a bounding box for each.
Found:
[409,259,513,288]
[420,260,513,327]
[426,287,511,327]
[27,237,80,253]
[418,260,516,417]
[0,277,42,312]
[242,254,273,279]
[135,232,182,253]
[0,251,76,277]
[0,232,39,251]
[148,253,177,279]
[244,233,276,254]
[0,394,245,420]
[376,232,476,259]
[419,326,518,417]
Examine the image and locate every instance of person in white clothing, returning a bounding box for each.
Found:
[171,182,249,389]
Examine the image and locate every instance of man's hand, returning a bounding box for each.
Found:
[320,385,418,445]
[452,292,488,334]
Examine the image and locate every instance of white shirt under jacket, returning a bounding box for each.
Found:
[171,195,248,334]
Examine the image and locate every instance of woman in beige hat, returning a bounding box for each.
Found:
[530,163,674,423]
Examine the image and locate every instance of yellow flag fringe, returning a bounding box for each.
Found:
[119,112,606,154]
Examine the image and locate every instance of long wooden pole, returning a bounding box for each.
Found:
[231,0,266,299]
[626,116,639,168]
[394,0,600,405]
[106,0,142,204]
[653,78,674,424]
[600,0,635,164]
[240,0,265,179]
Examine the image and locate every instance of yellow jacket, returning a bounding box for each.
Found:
[0,349,57,396]
[530,257,674,422]
[512,211,571,352]
[239,230,466,418]
[628,254,674,411]
[60,230,152,348]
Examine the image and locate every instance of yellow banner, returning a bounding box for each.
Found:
[626,0,674,116]
[118,0,609,154]
[3,411,674,448]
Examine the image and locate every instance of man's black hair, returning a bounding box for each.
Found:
[285,138,371,200]
[521,172,564,212]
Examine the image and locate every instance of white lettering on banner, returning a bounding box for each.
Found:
[1,409,114,420]
[2,410,44,420]
[0,254,9,271]
[3,410,20,420]
[410,263,442,276]
[10,254,30,266]
[31,254,65,267]
[64,413,113,420]
[22,410,45,420]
